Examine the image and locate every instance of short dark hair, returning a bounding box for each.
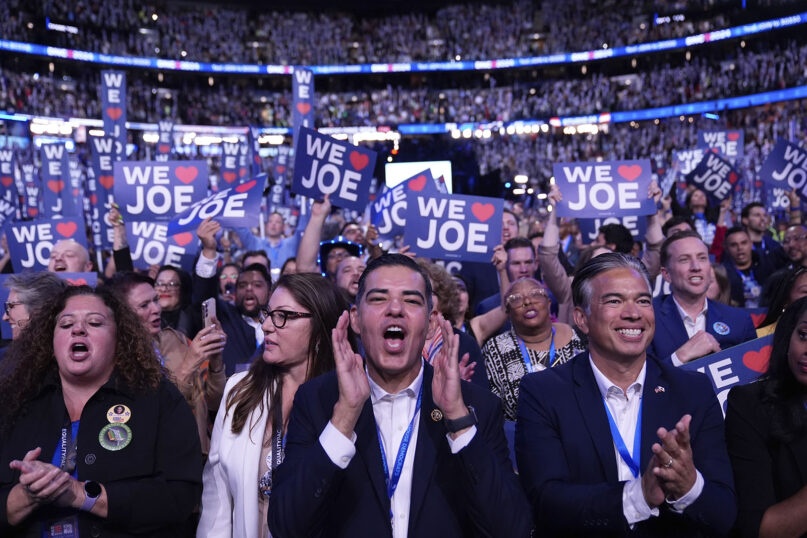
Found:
[741,202,765,221]
[504,236,534,256]
[503,208,519,227]
[725,226,749,243]
[241,250,270,270]
[356,253,433,313]
[105,271,155,300]
[598,223,634,254]
[662,216,695,237]
[660,230,706,268]
[240,263,271,285]
[340,221,361,234]
[572,252,651,312]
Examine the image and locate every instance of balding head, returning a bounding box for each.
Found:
[48,240,92,273]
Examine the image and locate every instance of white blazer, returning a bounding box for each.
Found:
[197,372,274,538]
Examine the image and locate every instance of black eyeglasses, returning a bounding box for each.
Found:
[260,308,313,329]
[4,301,23,316]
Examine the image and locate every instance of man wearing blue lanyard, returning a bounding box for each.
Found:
[722,227,778,308]
[268,254,531,537]
[516,253,736,536]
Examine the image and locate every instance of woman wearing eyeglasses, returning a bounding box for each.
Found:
[155,266,204,340]
[217,264,240,305]
[2,272,67,341]
[198,273,353,538]
[483,277,585,421]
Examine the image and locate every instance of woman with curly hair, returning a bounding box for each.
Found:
[726,296,807,537]
[197,273,352,538]
[0,286,201,537]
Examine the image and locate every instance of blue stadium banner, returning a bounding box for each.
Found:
[167,174,265,235]
[292,68,315,143]
[403,191,503,262]
[758,138,807,202]
[155,120,174,161]
[113,160,208,222]
[126,221,198,272]
[681,335,772,415]
[578,215,647,244]
[553,159,655,219]
[100,70,126,157]
[697,130,744,160]
[685,151,739,203]
[370,169,439,241]
[292,127,377,211]
[6,216,88,272]
[39,143,78,217]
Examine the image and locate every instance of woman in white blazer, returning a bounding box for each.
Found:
[197,273,354,538]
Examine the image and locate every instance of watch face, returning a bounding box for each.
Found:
[85,481,102,498]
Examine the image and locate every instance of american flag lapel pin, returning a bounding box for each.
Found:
[654,386,665,394]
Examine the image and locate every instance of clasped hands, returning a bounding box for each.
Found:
[9,447,81,508]
[641,414,698,508]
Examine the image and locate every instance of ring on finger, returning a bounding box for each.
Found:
[663,458,674,469]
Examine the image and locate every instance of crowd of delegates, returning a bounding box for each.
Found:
[3,35,807,128]
[3,0,800,65]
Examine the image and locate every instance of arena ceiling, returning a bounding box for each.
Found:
[195,0,516,16]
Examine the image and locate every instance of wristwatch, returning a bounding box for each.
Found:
[443,406,478,433]
[81,480,101,512]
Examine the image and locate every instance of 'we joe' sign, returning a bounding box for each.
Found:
[370,170,439,240]
[758,139,807,202]
[167,176,265,235]
[553,160,655,219]
[404,192,502,262]
[292,127,376,212]
[113,161,208,221]
[6,217,88,272]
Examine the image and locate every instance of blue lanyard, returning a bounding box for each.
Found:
[153,343,165,366]
[376,382,423,512]
[602,397,642,478]
[517,327,556,373]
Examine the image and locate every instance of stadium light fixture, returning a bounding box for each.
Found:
[514,174,528,184]
[703,112,720,120]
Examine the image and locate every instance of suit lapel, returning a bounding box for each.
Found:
[354,397,390,514]
[639,359,678,470]
[573,356,619,482]
[408,366,441,534]
[787,432,807,485]
[659,295,688,348]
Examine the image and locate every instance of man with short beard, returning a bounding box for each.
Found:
[334,255,365,303]
[195,219,271,375]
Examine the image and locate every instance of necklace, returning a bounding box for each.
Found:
[519,326,554,345]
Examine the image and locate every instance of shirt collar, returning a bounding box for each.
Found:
[367,359,424,404]
[671,295,708,323]
[589,356,647,399]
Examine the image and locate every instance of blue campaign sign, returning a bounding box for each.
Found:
[578,215,648,244]
[403,192,503,262]
[763,185,791,214]
[681,335,771,416]
[126,221,198,273]
[6,216,88,272]
[155,120,173,161]
[697,130,744,160]
[292,68,315,142]
[220,140,242,187]
[89,136,123,249]
[0,149,17,198]
[40,143,78,217]
[19,162,40,219]
[673,149,707,177]
[685,151,739,203]
[114,160,208,222]
[553,159,655,219]
[758,139,807,202]
[273,146,290,186]
[292,127,377,212]
[167,174,265,235]
[370,169,439,240]
[101,70,126,156]
[248,126,262,177]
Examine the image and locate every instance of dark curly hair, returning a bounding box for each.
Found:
[415,258,460,323]
[0,285,162,434]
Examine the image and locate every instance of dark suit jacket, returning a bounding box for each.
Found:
[268,363,531,537]
[722,253,779,307]
[725,381,807,538]
[648,295,757,363]
[516,353,736,537]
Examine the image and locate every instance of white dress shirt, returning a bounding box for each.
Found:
[320,360,475,538]
[589,358,703,525]
[670,296,708,367]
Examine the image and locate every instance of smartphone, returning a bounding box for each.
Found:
[202,298,216,327]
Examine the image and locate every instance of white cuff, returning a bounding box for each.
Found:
[666,470,704,513]
[670,352,683,367]
[623,477,659,525]
[319,421,357,469]
[446,425,477,454]
[196,252,219,278]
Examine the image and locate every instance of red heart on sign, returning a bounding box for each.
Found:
[296,102,311,115]
[173,232,193,246]
[727,132,740,141]
[750,313,766,327]
[254,155,261,164]
[0,176,12,187]
[158,144,171,153]
[72,189,79,197]
[56,221,77,238]
[617,164,642,181]
[471,202,495,222]
[239,168,246,177]
[728,172,738,184]
[66,278,88,286]
[349,151,369,171]
[106,107,123,120]
[99,175,114,189]
[236,180,256,193]
[175,166,198,184]
[743,345,771,373]
[276,166,286,174]
[222,172,236,183]
[47,180,65,193]
[90,194,98,205]
[408,175,427,192]
[28,208,38,217]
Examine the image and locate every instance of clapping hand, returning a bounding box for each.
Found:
[651,414,698,501]
[330,311,369,438]
[431,314,468,429]
[10,447,74,506]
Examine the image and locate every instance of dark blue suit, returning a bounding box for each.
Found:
[268,363,531,537]
[516,353,736,537]
[648,295,756,363]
